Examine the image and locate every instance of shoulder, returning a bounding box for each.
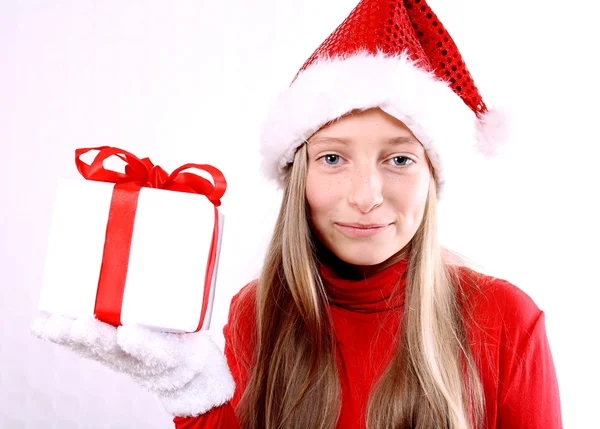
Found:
[454,265,546,365]
[454,265,542,330]
[222,280,258,408]
[223,280,258,367]
[454,266,550,388]
[227,279,258,322]
[224,279,258,339]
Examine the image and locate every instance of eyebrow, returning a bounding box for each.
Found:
[309,136,421,147]
[386,136,421,147]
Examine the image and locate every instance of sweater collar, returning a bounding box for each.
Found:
[318,256,409,313]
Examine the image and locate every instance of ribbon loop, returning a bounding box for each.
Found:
[75,146,227,206]
[166,164,227,206]
[76,146,149,185]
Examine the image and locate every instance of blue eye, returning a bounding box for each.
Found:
[390,156,413,167]
[322,154,341,165]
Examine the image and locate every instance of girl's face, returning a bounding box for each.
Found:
[306,108,431,267]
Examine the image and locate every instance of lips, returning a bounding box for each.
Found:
[336,223,389,228]
[334,222,393,238]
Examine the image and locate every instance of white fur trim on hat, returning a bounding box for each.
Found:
[259,50,482,198]
[475,106,511,157]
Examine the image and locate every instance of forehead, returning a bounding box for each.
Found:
[308,135,422,149]
[307,108,422,148]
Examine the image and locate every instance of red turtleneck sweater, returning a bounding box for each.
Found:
[174,259,562,428]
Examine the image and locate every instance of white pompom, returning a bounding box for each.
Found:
[475,106,511,157]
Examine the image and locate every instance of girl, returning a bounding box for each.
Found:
[33,0,562,428]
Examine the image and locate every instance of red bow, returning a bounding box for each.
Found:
[75,146,226,206]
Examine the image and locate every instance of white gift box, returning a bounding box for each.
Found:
[38,177,224,333]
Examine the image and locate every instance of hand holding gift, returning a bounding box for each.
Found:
[31,314,234,416]
[32,147,234,417]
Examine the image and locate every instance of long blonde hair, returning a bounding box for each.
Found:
[236,143,485,429]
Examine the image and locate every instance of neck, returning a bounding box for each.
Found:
[316,240,411,280]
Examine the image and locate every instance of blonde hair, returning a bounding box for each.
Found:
[236,143,485,429]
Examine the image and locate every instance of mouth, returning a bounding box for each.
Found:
[336,222,390,228]
[334,222,393,238]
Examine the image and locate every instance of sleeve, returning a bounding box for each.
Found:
[497,311,563,428]
[172,404,239,429]
[172,282,257,429]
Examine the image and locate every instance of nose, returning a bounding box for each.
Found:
[347,164,384,213]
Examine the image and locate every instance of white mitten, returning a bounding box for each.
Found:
[31,314,235,417]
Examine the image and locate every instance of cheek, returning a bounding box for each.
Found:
[410,176,431,222]
[305,170,342,229]
[306,174,328,220]
[389,173,430,221]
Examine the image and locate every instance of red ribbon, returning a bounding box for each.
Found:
[76,146,226,331]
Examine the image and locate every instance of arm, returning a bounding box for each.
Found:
[173,282,257,428]
[171,324,241,429]
[498,311,563,428]
[173,404,239,429]
[32,284,258,428]
[32,314,235,422]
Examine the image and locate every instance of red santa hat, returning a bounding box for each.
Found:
[259,0,509,198]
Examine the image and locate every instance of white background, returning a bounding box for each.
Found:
[1,0,598,427]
